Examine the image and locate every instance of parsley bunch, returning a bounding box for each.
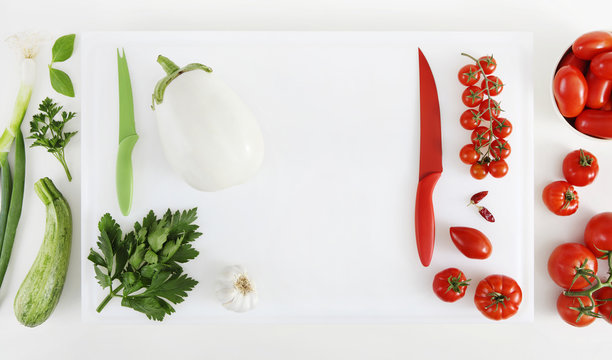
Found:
[88,208,201,321]
[28,97,77,181]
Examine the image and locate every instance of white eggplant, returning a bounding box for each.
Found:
[152,56,264,191]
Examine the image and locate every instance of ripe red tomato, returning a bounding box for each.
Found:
[602,97,612,111]
[492,118,512,138]
[542,181,579,216]
[584,212,612,258]
[573,31,612,60]
[471,126,491,147]
[488,160,508,178]
[458,64,481,86]
[477,55,497,75]
[557,293,598,327]
[586,71,612,109]
[462,86,484,107]
[470,163,488,180]
[553,65,588,118]
[562,149,599,186]
[591,51,612,80]
[489,139,511,160]
[459,144,480,165]
[558,50,588,74]
[547,242,598,290]
[432,268,470,303]
[482,75,503,96]
[460,109,482,130]
[478,98,501,121]
[594,286,612,323]
[449,227,492,259]
[575,109,612,138]
[474,274,522,320]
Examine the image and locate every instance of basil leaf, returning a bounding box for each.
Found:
[51,34,76,63]
[49,68,75,97]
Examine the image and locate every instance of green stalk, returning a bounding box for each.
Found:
[0,156,12,253]
[96,284,124,313]
[0,82,32,153]
[0,129,25,287]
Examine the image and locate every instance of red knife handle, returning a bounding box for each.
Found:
[415,172,441,267]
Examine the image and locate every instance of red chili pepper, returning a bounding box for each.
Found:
[478,206,495,223]
[470,191,488,205]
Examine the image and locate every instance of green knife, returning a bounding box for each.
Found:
[116,48,138,216]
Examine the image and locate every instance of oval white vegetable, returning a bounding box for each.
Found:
[215,265,257,313]
[152,56,264,191]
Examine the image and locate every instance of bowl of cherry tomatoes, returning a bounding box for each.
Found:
[552,31,612,140]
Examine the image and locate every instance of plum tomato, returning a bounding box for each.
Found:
[584,212,612,258]
[458,64,481,86]
[449,227,492,259]
[462,86,484,107]
[478,98,501,121]
[586,71,612,109]
[562,149,599,186]
[489,139,511,160]
[575,109,612,138]
[488,160,508,178]
[470,163,488,180]
[460,109,482,130]
[482,75,503,96]
[557,293,598,327]
[547,242,598,290]
[471,126,491,147]
[492,118,512,138]
[553,65,588,118]
[459,144,480,165]
[477,55,497,75]
[558,50,588,74]
[594,286,612,323]
[432,268,470,303]
[591,51,612,80]
[542,181,579,216]
[572,31,612,60]
[474,274,522,321]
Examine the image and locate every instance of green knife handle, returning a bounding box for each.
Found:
[116,134,138,216]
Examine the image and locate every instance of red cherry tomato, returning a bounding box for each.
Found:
[558,50,588,74]
[489,139,511,160]
[591,51,612,80]
[462,86,484,107]
[553,65,588,118]
[449,227,492,259]
[492,118,512,138]
[460,109,482,130]
[575,110,612,138]
[477,56,497,75]
[488,160,508,178]
[470,163,488,180]
[547,242,598,290]
[470,126,491,147]
[573,31,612,60]
[562,149,599,186]
[586,71,612,109]
[584,212,612,258]
[594,286,612,323]
[478,98,501,121]
[482,75,503,96]
[474,274,522,321]
[459,144,480,165]
[432,268,470,303]
[542,181,579,216]
[458,64,481,86]
[557,293,598,327]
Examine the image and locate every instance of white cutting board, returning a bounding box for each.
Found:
[80,31,533,323]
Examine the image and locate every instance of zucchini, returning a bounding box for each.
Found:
[14,177,71,327]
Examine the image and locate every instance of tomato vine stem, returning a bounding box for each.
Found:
[563,251,612,319]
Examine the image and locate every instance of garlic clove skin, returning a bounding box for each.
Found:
[215,265,257,313]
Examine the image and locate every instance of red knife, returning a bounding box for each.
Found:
[415,48,443,267]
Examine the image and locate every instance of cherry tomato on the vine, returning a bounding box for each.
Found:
[584,212,612,258]
[432,268,470,303]
[478,55,497,75]
[488,160,508,178]
[459,144,480,165]
[458,64,481,86]
[547,242,598,290]
[462,86,484,107]
[542,181,579,216]
[483,75,503,96]
[557,293,598,327]
[474,274,522,321]
[471,126,491,147]
[492,118,512,138]
[562,149,598,187]
[489,139,511,160]
[594,286,612,323]
[470,163,488,180]
[460,109,482,130]
[478,98,501,121]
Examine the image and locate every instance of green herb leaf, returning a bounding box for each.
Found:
[49,68,75,98]
[51,34,76,63]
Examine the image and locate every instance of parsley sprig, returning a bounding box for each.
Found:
[28,97,77,181]
[88,208,201,321]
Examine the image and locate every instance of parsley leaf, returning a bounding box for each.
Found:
[89,208,201,321]
[28,97,77,181]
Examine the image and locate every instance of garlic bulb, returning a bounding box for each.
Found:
[215,265,257,313]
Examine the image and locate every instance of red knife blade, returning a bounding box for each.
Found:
[415,48,443,267]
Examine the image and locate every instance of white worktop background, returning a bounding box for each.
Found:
[0,0,609,358]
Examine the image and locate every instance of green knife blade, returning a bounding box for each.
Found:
[116,48,138,216]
